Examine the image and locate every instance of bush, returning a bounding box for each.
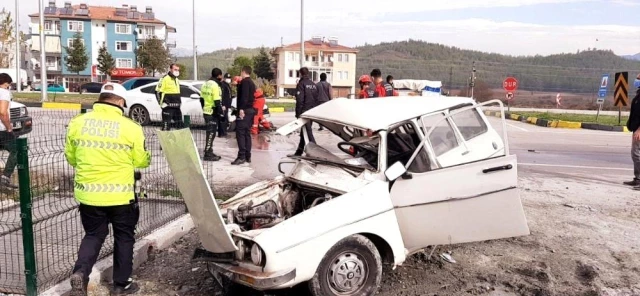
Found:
[254,78,276,98]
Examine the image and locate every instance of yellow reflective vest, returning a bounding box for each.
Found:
[64,103,151,206]
[156,74,181,105]
[200,80,222,115]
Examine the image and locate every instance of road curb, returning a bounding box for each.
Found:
[40,214,194,296]
[42,102,82,110]
[484,110,628,132]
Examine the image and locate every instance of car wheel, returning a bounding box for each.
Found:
[309,235,382,296]
[129,105,151,125]
[80,88,87,94]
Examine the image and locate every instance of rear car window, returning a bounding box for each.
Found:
[450,108,488,141]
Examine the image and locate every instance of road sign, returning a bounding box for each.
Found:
[503,77,518,92]
[614,72,629,107]
[506,92,514,101]
[598,74,609,100]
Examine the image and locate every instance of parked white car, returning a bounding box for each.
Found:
[8,101,32,136]
[125,80,269,127]
[123,81,206,125]
[158,96,529,296]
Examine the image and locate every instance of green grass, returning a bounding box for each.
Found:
[13,92,98,104]
[267,102,295,112]
[517,112,628,126]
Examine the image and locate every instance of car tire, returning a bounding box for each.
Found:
[129,105,151,126]
[80,88,87,94]
[308,234,382,296]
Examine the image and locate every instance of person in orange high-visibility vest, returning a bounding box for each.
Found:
[251,88,272,134]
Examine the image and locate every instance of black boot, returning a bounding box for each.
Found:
[204,152,221,161]
[231,158,246,165]
[69,272,88,296]
[246,153,251,163]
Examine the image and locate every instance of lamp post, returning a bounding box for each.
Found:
[15,0,21,91]
[39,0,47,102]
[300,0,304,67]
[192,0,197,80]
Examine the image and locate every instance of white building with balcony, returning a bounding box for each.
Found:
[273,36,358,98]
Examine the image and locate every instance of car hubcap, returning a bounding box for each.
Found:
[131,108,147,123]
[327,252,367,294]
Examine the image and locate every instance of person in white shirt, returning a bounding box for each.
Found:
[0,74,18,188]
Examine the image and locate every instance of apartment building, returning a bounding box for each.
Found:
[273,36,358,98]
[28,1,176,88]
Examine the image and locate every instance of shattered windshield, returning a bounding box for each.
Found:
[298,124,380,172]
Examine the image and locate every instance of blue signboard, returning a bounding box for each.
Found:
[598,74,609,102]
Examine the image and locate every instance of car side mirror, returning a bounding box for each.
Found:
[385,161,408,181]
[190,94,200,99]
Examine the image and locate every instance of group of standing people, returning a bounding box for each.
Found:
[154,64,255,164]
[358,68,398,99]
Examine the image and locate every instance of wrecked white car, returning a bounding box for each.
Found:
[157,96,530,296]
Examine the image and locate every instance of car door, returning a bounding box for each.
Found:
[179,84,204,120]
[389,101,529,254]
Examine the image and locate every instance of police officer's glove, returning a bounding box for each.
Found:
[134,171,142,180]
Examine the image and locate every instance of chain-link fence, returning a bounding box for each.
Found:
[0,108,222,295]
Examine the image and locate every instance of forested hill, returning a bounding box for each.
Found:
[356,40,640,93]
[178,40,640,93]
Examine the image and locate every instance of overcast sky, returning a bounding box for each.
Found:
[6,0,640,56]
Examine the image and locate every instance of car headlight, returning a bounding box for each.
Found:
[250,243,265,266]
[20,107,27,116]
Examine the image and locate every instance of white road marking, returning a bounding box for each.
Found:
[506,122,529,132]
[520,163,633,171]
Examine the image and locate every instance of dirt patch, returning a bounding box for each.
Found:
[87,174,640,296]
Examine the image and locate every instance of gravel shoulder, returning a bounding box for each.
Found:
[89,173,640,296]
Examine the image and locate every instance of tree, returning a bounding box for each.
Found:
[136,36,171,76]
[253,47,274,80]
[473,80,494,102]
[226,56,255,78]
[63,32,89,75]
[175,63,188,80]
[0,9,14,68]
[97,45,115,79]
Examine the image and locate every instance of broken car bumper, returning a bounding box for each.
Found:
[208,261,296,290]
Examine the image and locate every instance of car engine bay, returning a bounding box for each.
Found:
[223,182,338,231]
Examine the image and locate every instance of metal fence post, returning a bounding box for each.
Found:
[17,137,37,296]
[184,115,191,128]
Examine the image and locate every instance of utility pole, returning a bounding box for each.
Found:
[300,0,304,67]
[39,0,47,102]
[15,0,21,92]
[470,61,476,99]
[448,66,453,95]
[192,0,197,80]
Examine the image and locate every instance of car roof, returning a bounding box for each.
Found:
[302,96,476,131]
[131,81,199,90]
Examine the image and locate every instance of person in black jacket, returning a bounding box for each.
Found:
[290,67,319,157]
[218,73,233,137]
[625,73,640,188]
[316,73,332,131]
[232,66,256,165]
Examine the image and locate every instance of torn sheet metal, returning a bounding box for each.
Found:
[157,129,237,253]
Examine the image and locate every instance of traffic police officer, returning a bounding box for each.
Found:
[156,64,183,130]
[200,68,224,161]
[66,83,151,296]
